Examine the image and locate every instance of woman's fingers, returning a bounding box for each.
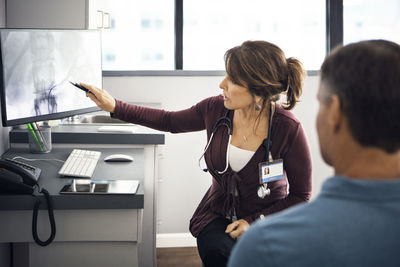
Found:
[81,83,100,97]
[86,91,100,105]
[80,83,115,112]
[229,229,241,239]
[225,219,250,239]
[225,221,239,234]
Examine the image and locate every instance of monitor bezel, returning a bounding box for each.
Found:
[0,29,102,127]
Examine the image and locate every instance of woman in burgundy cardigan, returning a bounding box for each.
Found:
[83,40,312,267]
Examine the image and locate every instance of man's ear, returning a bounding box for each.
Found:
[329,95,343,133]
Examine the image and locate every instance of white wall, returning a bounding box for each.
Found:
[103,75,333,235]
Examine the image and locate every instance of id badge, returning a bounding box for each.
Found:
[258,159,284,184]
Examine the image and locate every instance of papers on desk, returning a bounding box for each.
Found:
[97,126,137,133]
[60,179,139,194]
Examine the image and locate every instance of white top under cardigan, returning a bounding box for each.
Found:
[228,144,255,172]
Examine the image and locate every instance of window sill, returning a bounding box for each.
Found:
[103,70,319,77]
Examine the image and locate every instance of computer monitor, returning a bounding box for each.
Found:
[0,29,102,127]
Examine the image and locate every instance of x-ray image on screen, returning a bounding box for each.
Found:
[0,29,102,126]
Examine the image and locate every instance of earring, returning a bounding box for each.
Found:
[255,104,261,111]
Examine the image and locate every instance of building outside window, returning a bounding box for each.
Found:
[183,0,325,71]
[344,0,400,45]
[101,0,175,71]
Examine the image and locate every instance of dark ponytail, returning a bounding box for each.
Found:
[284,57,305,110]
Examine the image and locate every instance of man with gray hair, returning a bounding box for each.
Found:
[228,39,400,267]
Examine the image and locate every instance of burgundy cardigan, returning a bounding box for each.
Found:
[112,95,312,237]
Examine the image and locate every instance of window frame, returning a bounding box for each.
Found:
[103,0,342,77]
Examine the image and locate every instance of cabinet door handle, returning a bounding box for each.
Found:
[97,10,104,29]
[103,12,111,29]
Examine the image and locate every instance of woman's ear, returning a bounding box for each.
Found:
[253,95,263,111]
[257,95,266,105]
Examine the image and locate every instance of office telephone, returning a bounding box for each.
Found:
[0,158,56,246]
[0,158,40,194]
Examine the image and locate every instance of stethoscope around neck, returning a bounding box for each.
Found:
[198,105,273,178]
[198,110,233,174]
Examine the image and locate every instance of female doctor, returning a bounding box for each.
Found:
[83,40,312,267]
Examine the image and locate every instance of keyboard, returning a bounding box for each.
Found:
[58,149,101,178]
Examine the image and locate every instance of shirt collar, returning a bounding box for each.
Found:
[320,175,400,200]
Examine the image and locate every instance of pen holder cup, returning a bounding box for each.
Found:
[28,126,52,153]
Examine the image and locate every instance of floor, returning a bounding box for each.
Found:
[157,247,203,267]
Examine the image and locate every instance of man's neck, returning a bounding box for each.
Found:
[334,146,400,179]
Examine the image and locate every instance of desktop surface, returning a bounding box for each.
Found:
[9,125,165,145]
[0,147,144,210]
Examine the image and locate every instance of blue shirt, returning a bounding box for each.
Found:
[228,176,400,267]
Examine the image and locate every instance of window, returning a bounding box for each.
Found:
[344,0,400,45]
[101,0,175,71]
[183,0,325,70]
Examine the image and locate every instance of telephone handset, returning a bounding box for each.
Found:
[0,158,56,246]
[0,159,38,194]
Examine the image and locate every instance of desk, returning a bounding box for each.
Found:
[5,126,164,267]
[0,147,144,267]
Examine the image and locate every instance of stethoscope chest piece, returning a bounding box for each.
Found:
[257,183,270,199]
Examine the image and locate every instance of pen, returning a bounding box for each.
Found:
[69,81,89,92]
[27,123,43,152]
[34,122,48,151]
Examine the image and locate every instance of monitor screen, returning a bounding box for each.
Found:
[0,29,102,126]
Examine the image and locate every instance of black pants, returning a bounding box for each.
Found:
[197,217,236,267]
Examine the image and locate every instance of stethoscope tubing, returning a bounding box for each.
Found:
[198,119,232,174]
[199,105,273,176]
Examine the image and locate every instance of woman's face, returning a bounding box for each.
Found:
[219,75,253,110]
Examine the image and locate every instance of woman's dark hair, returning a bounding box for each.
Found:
[224,40,305,110]
[320,40,400,153]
